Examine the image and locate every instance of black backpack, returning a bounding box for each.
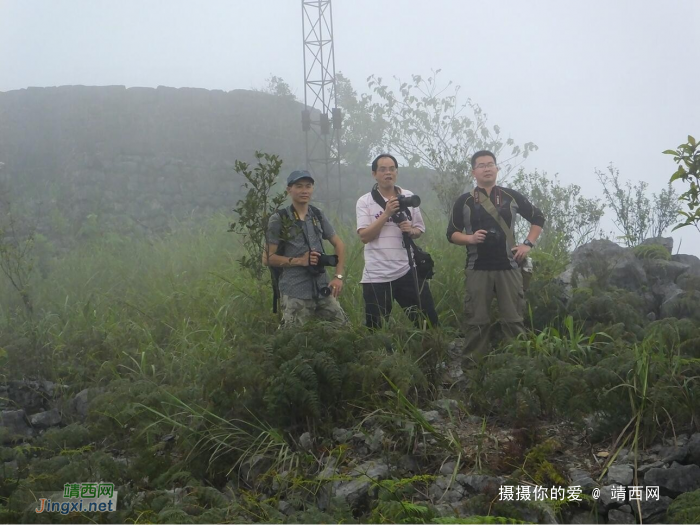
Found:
[270,205,327,313]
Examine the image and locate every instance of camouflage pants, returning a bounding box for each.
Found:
[280,295,348,327]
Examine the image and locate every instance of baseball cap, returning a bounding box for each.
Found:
[287,170,315,186]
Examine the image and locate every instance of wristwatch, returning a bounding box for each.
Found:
[334,274,344,280]
[523,240,535,248]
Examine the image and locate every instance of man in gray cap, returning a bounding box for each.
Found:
[263,170,347,326]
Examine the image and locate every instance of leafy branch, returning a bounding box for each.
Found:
[665,135,700,233]
[228,152,287,280]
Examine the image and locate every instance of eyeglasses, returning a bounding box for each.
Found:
[475,162,497,170]
[377,166,397,173]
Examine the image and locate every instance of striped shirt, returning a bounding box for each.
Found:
[356,187,425,283]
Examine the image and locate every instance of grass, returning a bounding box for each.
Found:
[1,210,700,523]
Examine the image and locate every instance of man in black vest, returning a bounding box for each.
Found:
[447,150,545,359]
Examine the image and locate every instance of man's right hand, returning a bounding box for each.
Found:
[381,196,401,218]
[299,251,321,266]
[468,230,488,245]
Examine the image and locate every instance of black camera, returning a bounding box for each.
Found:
[317,254,339,267]
[397,193,421,210]
[317,285,332,297]
[484,227,502,244]
[307,253,339,276]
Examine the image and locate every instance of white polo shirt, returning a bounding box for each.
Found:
[356,187,426,283]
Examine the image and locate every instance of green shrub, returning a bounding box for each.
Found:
[667,489,700,523]
[633,244,671,260]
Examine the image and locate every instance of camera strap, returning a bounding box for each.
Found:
[289,205,326,253]
[474,188,515,249]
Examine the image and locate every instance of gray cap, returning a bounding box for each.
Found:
[287,170,315,186]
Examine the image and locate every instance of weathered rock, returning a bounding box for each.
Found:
[334,461,389,508]
[316,457,339,510]
[446,338,465,354]
[332,428,353,444]
[28,408,61,429]
[640,236,673,253]
[527,500,558,524]
[398,455,419,473]
[440,461,457,476]
[686,433,700,466]
[638,460,666,474]
[633,495,673,522]
[6,380,56,411]
[558,240,647,296]
[677,265,700,289]
[644,464,700,495]
[2,460,19,476]
[670,433,690,447]
[673,253,700,267]
[599,485,624,510]
[367,428,385,453]
[644,259,689,284]
[433,398,460,415]
[0,409,33,440]
[569,468,597,491]
[608,508,636,524]
[654,282,684,308]
[70,389,91,421]
[299,432,313,452]
[608,464,634,486]
[466,415,483,425]
[239,454,273,485]
[271,470,291,492]
[660,290,700,320]
[418,410,440,424]
[277,500,293,515]
[433,502,463,518]
[428,477,464,504]
[456,474,502,495]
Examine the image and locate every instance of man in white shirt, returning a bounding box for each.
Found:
[356,154,439,329]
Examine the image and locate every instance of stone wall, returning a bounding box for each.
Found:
[0,85,307,233]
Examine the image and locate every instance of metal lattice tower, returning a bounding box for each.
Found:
[301,0,342,213]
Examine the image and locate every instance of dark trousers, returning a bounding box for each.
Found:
[362,269,439,329]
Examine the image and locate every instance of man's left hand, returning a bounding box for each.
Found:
[398,220,413,234]
[512,244,531,264]
[328,278,344,298]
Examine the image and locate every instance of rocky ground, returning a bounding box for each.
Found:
[2,375,699,524]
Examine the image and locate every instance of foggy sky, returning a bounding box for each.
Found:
[1,0,699,254]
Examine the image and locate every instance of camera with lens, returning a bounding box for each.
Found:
[312,255,339,297]
[397,193,421,211]
[484,227,502,245]
[307,252,339,276]
[317,254,339,267]
[394,194,421,225]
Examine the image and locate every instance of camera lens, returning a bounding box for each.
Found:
[406,194,421,207]
[397,194,421,209]
[318,286,332,297]
[315,254,339,267]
